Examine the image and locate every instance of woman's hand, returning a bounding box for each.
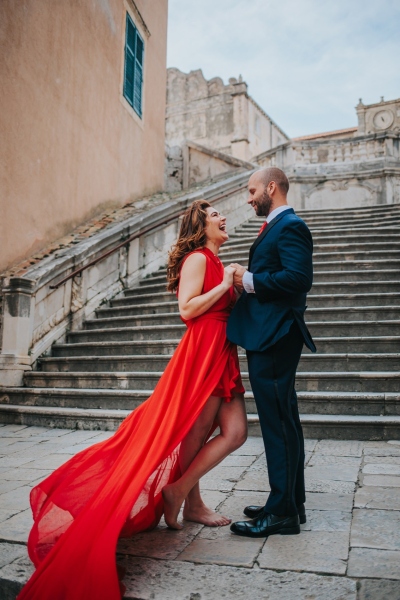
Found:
[222,265,236,290]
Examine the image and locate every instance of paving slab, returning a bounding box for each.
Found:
[197,476,236,493]
[117,522,202,561]
[363,454,400,464]
[0,543,26,568]
[0,486,33,512]
[305,476,356,494]
[0,480,28,495]
[219,454,255,467]
[1,468,52,482]
[357,578,400,600]
[0,554,34,600]
[304,439,318,452]
[234,469,270,491]
[0,509,33,543]
[305,464,360,482]
[364,445,400,457]
[205,465,247,481]
[308,454,361,467]
[354,485,400,511]
[0,442,44,456]
[22,454,75,470]
[362,474,400,487]
[231,439,265,455]
[314,440,364,457]
[362,463,400,475]
[348,547,400,580]
[302,509,351,532]
[258,531,350,575]
[119,557,357,600]
[351,508,400,550]
[177,536,264,567]
[305,491,354,512]
[0,510,20,524]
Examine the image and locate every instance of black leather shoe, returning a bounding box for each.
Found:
[243,503,306,524]
[231,512,300,537]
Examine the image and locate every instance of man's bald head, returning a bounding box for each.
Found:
[254,168,289,196]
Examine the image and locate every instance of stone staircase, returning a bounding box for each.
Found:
[1,203,400,439]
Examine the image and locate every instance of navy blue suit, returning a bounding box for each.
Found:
[227,208,316,516]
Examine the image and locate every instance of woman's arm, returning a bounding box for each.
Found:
[178,253,235,320]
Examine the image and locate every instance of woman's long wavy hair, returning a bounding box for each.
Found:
[167,200,211,292]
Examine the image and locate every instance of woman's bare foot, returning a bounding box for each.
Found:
[183,503,231,527]
[162,485,184,530]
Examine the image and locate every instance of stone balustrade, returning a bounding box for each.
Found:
[0,171,254,386]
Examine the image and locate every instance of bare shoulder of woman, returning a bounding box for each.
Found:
[179,252,207,303]
[180,252,206,284]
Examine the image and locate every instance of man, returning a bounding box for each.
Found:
[227,167,316,538]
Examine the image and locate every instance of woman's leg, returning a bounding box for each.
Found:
[163,393,247,529]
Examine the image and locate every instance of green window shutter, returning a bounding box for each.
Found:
[123,13,144,118]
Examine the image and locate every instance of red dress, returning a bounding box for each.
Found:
[18,247,244,600]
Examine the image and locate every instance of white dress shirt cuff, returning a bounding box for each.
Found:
[242,270,255,293]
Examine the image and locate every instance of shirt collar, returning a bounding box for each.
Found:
[266,205,291,224]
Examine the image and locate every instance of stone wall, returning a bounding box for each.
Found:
[254,132,400,210]
[0,171,254,386]
[165,68,288,163]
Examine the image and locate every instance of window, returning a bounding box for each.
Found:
[123,13,144,118]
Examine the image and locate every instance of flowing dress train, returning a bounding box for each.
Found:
[18,247,244,600]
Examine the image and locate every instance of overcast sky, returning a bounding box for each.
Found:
[167,0,400,138]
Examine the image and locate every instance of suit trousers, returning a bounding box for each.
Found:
[246,321,306,516]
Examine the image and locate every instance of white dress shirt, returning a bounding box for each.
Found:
[242,205,292,294]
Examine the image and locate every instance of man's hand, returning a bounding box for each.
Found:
[229,263,246,292]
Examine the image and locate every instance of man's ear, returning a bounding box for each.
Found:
[269,181,278,196]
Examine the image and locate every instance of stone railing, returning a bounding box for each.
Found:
[254,132,400,172]
[0,170,254,386]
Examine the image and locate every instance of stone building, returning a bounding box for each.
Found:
[165,68,289,191]
[0,0,168,274]
[254,97,400,209]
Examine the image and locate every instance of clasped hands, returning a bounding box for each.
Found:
[229,263,247,292]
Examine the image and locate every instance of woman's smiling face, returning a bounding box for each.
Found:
[204,207,228,245]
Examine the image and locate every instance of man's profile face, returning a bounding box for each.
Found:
[247,174,273,217]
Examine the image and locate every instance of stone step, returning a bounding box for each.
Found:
[52,336,400,357]
[220,240,400,256]
[67,320,400,343]
[100,293,400,317]
[219,249,400,263]
[137,261,400,287]
[296,204,400,217]
[38,353,400,373]
[132,270,399,295]
[1,388,399,417]
[230,228,400,241]
[310,281,400,294]
[88,306,400,329]
[119,283,400,307]
[24,370,400,392]
[1,403,399,438]
[239,218,400,231]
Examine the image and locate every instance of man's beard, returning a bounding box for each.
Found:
[255,188,273,217]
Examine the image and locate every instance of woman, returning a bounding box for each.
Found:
[18,200,247,600]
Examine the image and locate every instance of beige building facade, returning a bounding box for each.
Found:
[0,0,168,274]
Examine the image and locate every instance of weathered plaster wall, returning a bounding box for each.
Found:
[0,0,168,273]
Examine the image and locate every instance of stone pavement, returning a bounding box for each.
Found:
[0,425,399,599]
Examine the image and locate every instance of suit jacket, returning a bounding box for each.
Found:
[227,208,317,352]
